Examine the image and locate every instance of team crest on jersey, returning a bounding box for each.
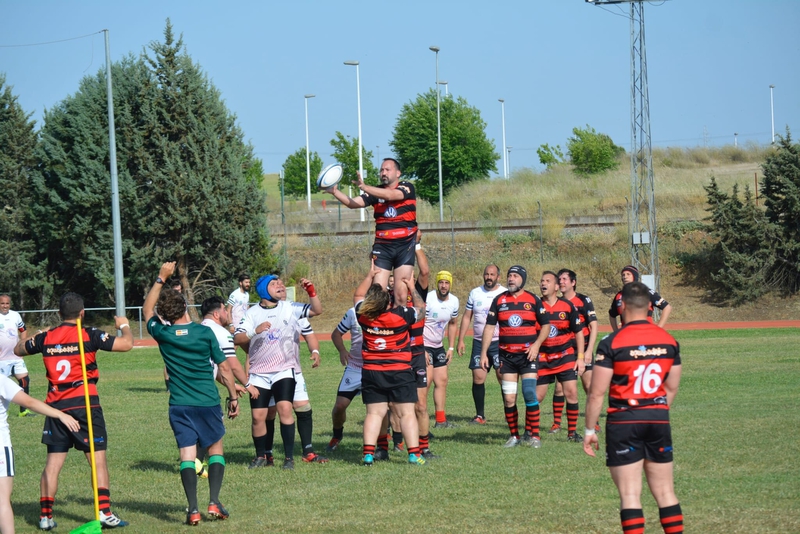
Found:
[508,314,523,327]
[559,312,566,320]
[100,333,109,342]
[523,303,532,310]
[385,206,398,218]
[548,325,558,338]
[176,329,188,336]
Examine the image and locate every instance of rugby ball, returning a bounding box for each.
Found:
[317,163,344,189]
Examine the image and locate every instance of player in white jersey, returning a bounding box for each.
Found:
[201,296,251,388]
[261,314,329,466]
[424,271,460,429]
[0,374,80,534]
[233,274,322,470]
[326,307,364,452]
[457,265,507,424]
[225,274,251,333]
[0,294,34,418]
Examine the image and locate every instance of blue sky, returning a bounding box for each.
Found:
[2,0,798,175]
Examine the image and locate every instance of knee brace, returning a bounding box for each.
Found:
[522,378,538,407]
[501,380,518,395]
[294,402,312,413]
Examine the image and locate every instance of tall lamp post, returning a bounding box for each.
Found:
[430,45,444,222]
[304,94,315,211]
[499,99,507,179]
[344,60,366,221]
[507,146,512,176]
[438,80,449,96]
[769,84,775,144]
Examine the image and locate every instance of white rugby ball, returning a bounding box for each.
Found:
[317,163,344,189]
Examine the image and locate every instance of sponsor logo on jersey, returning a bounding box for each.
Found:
[385,206,398,218]
[176,329,188,336]
[629,346,667,358]
[508,314,523,327]
[548,325,558,338]
[47,344,79,355]
[100,333,109,342]
[499,305,508,311]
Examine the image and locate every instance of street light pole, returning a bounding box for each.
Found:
[438,80,448,96]
[769,84,775,144]
[507,146,512,176]
[430,46,444,222]
[499,99,507,179]
[345,61,366,221]
[304,94,315,211]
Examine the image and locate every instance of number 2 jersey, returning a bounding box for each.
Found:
[594,319,681,424]
[24,323,118,409]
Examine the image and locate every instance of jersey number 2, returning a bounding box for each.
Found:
[56,360,71,381]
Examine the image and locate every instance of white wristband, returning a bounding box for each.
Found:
[448,347,455,351]
[312,349,320,354]
[415,243,422,251]
[119,324,130,329]
[584,427,596,436]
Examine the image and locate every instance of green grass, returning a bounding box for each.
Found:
[8,328,800,532]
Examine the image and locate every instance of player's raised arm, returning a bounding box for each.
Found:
[326,183,367,209]
[144,262,176,321]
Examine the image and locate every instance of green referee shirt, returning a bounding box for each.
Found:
[147,318,226,407]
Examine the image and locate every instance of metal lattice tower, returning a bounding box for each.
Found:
[589,0,660,292]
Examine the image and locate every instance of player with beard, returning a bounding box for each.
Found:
[536,271,584,443]
[546,269,598,434]
[424,271,459,429]
[324,158,417,307]
[480,266,550,448]
[457,265,507,425]
[226,274,251,332]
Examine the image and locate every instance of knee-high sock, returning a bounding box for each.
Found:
[552,394,565,427]
[659,503,684,533]
[620,509,645,534]
[280,422,295,460]
[207,455,225,504]
[504,405,519,437]
[180,461,198,512]
[566,402,579,434]
[472,383,486,418]
[18,376,30,413]
[296,409,314,454]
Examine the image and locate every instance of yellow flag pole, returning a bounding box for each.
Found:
[76,318,101,522]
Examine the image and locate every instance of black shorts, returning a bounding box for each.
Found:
[537,368,578,385]
[498,351,538,376]
[426,346,449,368]
[361,368,418,405]
[411,353,428,388]
[250,376,296,410]
[470,339,500,370]
[606,421,674,467]
[43,406,108,453]
[371,237,416,271]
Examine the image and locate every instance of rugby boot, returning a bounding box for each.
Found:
[99,511,129,528]
[373,448,389,461]
[302,452,329,464]
[326,438,340,452]
[207,502,230,520]
[503,436,521,448]
[567,431,583,443]
[39,517,57,531]
[185,508,201,526]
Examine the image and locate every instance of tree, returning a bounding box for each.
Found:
[0,74,48,309]
[566,125,624,175]
[281,148,323,199]
[537,143,565,170]
[329,132,378,187]
[390,90,498,203]
[760,130,800,292]
[32,20,276,309]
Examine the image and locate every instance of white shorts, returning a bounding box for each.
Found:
[0,446,14,477]
[0,359,27,378]
[249,368,295,391]
[337,366,363,394]
[269,371,308,406]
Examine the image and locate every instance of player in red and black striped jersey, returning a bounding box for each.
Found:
[15,291,133,529]
[535,272,585,443]
[481,266,550,448]
[546,269,599,435]
[354,263,427,466]
[609,265,672,331]
[325,158,417,307]
[584,281,684,534]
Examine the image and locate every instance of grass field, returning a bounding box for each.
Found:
[7,328,800,533]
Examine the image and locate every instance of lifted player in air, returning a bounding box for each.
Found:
[324,158,417,307]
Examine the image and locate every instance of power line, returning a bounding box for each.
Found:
[0,30,103,48]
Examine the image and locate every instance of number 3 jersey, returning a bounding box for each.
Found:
[24,324,117,408]
[594,319,681,423]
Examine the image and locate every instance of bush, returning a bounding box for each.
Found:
[566,125,624,176]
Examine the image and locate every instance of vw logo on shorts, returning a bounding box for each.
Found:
[385,206,398,218]
[508,314,523,327]
[548,325,558,338]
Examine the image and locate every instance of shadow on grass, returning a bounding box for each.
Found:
[130,460,175,473]
[14,494,178,529]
